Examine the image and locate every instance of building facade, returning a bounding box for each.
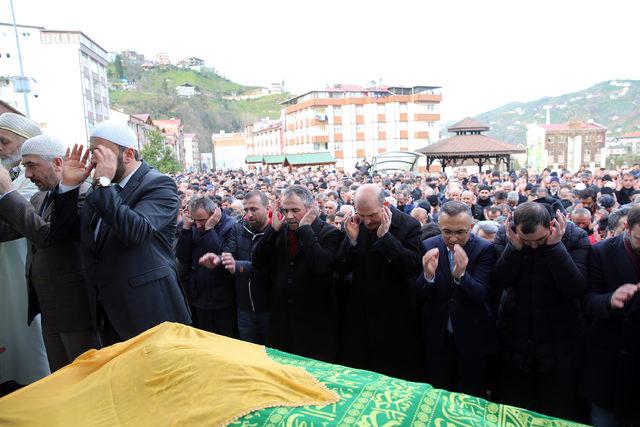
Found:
[212,131,247,170]
[154,119,185,166]
[609,131,640,157]
[246,118,282,156]
[280,85,442,171]
[0,23,109,147]
[183,133,200,172]
[153,53,170,66]
[526,121,607,171]
[176,83,195,98]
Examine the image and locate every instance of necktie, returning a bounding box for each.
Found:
[447,249,454,333]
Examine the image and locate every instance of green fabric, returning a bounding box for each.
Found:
[230,349,586,427]
[245,155,263,164]
[285,152,335,166]
[263,155,285,165]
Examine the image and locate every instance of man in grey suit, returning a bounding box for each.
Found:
[51,121,191,345]
[0,135,98,371]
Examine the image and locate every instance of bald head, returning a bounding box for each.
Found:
[355,184,385,209]
[355,184,386,230]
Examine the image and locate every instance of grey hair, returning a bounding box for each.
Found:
[473,220,499,235]
[283,185,315,207]
[572,207,591,217]
[189,196,216,214]
[607,205,630,233]
[440,201,472,218]
[507,191,520,201]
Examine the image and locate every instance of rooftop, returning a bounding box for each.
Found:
[619,131,640,138]
[448,117,490,133]
[417,134,525,156]
[538,122,606,132]
[281,84,441,105]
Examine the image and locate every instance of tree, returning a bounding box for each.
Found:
[141,130,182,174]
[114,55,124,80]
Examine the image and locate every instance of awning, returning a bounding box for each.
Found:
[285,152,335,166]
[372,151,421,172]
[263,155,286,165]
[245,155,263,164]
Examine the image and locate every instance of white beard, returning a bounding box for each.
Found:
[1,151,21,171]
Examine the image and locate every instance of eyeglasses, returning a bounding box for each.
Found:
[441,229,469,237]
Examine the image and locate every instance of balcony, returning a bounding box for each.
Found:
[310,135,329,144]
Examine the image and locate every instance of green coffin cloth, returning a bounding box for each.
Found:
[245,155,264,164]
[263,155,285,165]
[285,152,335,166]
[231,348,586,427]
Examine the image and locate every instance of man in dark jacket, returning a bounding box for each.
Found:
[338,184,425,381]
[176,196,237,337]
[201,190,270,344]
[252,185,342,362]
[418,201,497,398]
[52,123,191,346]
[583,204,640,426]
[493,201,589,422]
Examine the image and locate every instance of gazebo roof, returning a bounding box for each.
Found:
[448,117,490,132]
[416,134,525,157]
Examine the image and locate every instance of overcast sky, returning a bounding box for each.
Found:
[4,0,639,122]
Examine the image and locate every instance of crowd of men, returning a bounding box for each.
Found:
[0,112,639,426]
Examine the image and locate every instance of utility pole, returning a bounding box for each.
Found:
[9,0,30,117]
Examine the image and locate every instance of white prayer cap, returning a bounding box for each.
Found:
[90,120,138,150]
[575,183,587,191]
[0,113,42,139]
[21,134,66,158]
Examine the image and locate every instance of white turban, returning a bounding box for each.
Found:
[21,134,66,158]
[0,112,42,139]
[90,120,139,150]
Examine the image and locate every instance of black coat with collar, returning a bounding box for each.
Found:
[336,206,426,381]
[417,233,498,359]
[51,161,191,340]
[252,217,342,362]
[582,234,640,424]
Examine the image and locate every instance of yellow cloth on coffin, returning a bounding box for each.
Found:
[0,322,340,426]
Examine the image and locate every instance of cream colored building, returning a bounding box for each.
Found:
[212,131,246,170]
[280,85,442,171]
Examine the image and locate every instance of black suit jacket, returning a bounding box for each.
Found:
[336,206,426,381]
[51,161,191,340]
[252,217,342,362]
[582,234,640,423]
[417,233,498,359]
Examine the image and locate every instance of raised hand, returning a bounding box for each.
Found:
[220,252,236,274]
[547,210,567,246]
[271,199,283,231]
[182,210,194,230]
[92,145,117,181]
[344,211,361,243]
[610,283,640,310]
[299,202,320,227]
[199,253,221,270]
[62,144,93,186]
[377,206,392,238]
[452,244,468,280]
[422,248,439,280]
[205,207,221,231]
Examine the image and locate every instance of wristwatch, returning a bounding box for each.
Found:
[98,176,112,188]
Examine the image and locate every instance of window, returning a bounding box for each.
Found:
[399,103,408,113]
[428,122,434,128]
[6,53,10,58]
[355,105,363,115]
[356,124,364,132]
[378,123,386,131]
[333,106,341,115]
[399,122,408,130]
[426,104,435,111]
[334,125,342,133]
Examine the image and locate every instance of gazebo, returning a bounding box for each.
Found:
[417,117,525,172]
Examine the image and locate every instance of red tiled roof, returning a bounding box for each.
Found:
[154,119,181,126]
[539,122,605,131]
[448,117,489,132]
[417,134,525,156]
[132,113,150,122]
[620,131,640,138]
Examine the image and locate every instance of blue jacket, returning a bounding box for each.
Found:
[176,212,236,310]
[417,233,498,359]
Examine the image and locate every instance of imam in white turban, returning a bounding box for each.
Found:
[21,134,66,158]
[0,113,42,140]
[90,120,139,150]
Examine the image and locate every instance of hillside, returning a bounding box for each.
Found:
[107,63,289,153]
[474,80,640,144]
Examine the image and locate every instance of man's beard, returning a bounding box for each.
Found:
[113,153,126,182]
[1,151,21,171]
